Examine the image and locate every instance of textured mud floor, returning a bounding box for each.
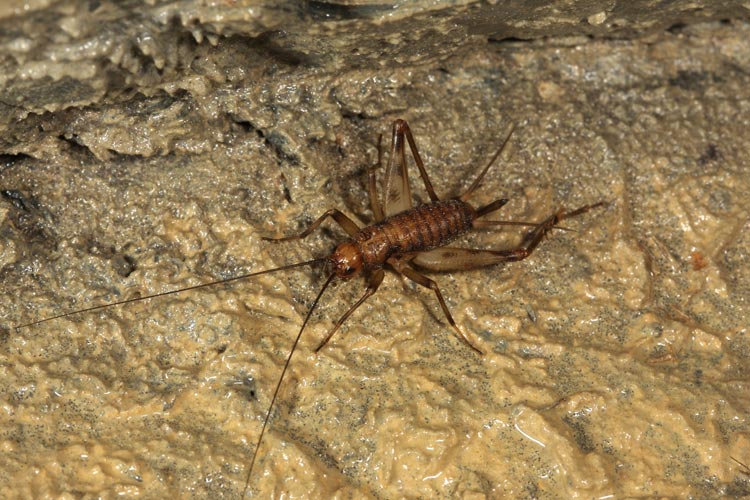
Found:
[1,5,750,500]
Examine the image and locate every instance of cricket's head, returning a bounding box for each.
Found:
[329,239,363,280]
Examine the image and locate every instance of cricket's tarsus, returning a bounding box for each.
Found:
[14,119,606,497]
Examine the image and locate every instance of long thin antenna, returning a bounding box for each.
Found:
[15,258,327,330]
[460,123,515,201]
[242,272,337,495]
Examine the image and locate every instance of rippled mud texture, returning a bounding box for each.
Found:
[1,2,750,499]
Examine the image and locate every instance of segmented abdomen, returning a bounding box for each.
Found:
[355,199,476,268]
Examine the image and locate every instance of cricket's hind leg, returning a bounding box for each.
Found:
[382,119,444,216]
[412,202,607,272]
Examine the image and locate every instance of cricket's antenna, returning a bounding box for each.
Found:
[460,123,515,201]
[242,272,337,496]
[14,258,328,331]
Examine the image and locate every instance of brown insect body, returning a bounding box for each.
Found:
[332,198,476,279]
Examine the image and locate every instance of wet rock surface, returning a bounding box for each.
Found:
[1,2,749,498]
